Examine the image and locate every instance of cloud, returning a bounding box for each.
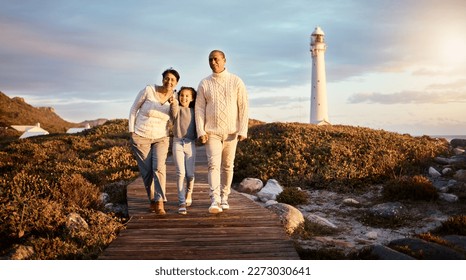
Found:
[348,90,466,104]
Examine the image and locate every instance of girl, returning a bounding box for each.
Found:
[170,86,197,214]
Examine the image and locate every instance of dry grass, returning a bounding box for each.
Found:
[235,122,449,192]
[0,119,137,259]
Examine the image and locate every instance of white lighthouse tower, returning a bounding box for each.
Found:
[310,26,330,125]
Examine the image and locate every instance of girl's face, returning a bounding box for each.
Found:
[179,89,193,108]
[162,73,178,92]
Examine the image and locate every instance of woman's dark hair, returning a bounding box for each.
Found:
[162,68,180,82]
[178,86,197,108]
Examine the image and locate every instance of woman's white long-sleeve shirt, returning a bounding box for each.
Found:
[195,69,249,138]
[129,85,172,139]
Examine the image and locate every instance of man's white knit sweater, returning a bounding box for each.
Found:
[195,69,249,138]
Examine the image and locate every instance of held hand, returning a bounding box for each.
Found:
[200,135,208,144]
[238,135,247,141]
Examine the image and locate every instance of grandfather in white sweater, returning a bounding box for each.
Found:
[195,50,249,214]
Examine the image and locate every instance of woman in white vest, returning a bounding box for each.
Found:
[129,68,180,215]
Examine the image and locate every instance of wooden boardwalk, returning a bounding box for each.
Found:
[99,146,299,260]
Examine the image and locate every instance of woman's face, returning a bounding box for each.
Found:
[162,73,178,91]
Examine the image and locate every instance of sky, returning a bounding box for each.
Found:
[1,0,466,136]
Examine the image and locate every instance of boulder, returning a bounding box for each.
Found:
[388,238,464,260]
[65,213,88,233]
[257,179,283,202]
[368,202,405,219]
[305,213,337,229]
[453,148,465,155]
[236,178,263,194]
[454,169,466,182]
[439,193,458,203]
[342,198,360,206]
[267,203,304,234]
[239,192,258,202]
[429,167,441,178]
[450,139,466,148]
[365,244,415,260]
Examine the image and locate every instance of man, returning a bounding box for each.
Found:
[195,50,249,214]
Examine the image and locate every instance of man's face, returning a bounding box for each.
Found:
[208,52,226,73]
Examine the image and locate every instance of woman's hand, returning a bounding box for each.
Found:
[199,135,208,144]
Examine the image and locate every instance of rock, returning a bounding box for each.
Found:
[236,178,263,194]
[313,236,354,248]
[365,231,378,240]
[388,238,464,260]
[239,192,258,202]
[306,213,338,229]
[434,156,450,165]
[104,203,128,216]
[257,179,283,202]
[368,202,405,219]
[429,167,441,178]
[442,235,466,253]
[264,200,278,207]
[454,170,466,182]
[9,245,34,260]
[449,156,466,169]
[442,167,454,176]
[342,198,360,206]
[267,203,304,234]
[451,139,466,148]
[439,193,458,202]
[453,148,465,155]
[365,244,416,260]
[100,192,110,204]
[65,213,88,232]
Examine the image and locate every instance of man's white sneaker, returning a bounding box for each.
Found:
[208,202,223,214]
[220,201,230,210]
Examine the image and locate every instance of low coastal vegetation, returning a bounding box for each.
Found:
[234,122,450,191]
[1,120,464,259]
[0,119,137,259]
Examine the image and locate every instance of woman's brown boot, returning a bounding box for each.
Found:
[150,201,157,213]
[155,201,166,215]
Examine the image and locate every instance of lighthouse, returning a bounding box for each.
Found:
[310,26,330,125]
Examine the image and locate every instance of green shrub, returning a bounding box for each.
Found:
[382,175,439,201]
[276,187,309,206]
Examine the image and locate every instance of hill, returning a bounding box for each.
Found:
[0,91,78,133]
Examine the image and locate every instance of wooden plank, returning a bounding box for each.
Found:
[99,146,299,260]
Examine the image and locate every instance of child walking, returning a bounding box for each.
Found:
[170,86,197,214]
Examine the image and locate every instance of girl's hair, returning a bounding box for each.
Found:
[178,86,197,108]
[162,68,180,82]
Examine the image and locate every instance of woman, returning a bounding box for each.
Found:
[129,68,180,215]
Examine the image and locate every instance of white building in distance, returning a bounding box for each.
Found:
[13,123,50,139]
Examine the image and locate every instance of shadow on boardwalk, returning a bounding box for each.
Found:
[99,145,299,260]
